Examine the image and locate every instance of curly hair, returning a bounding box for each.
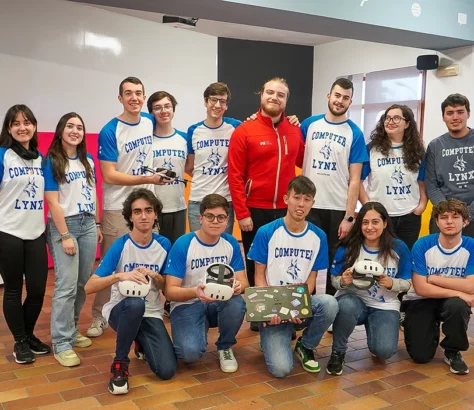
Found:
[122,188,163,231]
[433,198,470,221]
[368,104,425,173]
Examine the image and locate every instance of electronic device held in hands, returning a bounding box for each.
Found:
[203,263,235,301]
[352,260,384,290]
[118,276,151,298]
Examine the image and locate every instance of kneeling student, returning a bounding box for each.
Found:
[404,198,474,375]
[165,194,248,373]
[248,176,338,378]
[85,188,177,395]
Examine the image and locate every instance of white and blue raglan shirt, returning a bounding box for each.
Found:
[330,239,412,310]
[0,148,45,240]
[95,233,171,321]
[187,118,241,202]
[164,232,245,312]
[152,129,187,213]
[362,143,425,216]
[408,233,474,300]
[98,113,154,211]
[43,154,97,217]
[301,115,368,210]
[248,218,328,286]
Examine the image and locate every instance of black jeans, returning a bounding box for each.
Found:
[241,207,287,286]
[158,209,186,245]
[430,216,474,238]
[0,231,48,341]
[306,208,346,296]
[391,212,421,250]
[402,297,471,364]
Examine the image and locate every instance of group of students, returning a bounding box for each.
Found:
[0,74,473,397]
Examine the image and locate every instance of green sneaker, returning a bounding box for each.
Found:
[295,337,320,373]
[54,349,80,367]
[73,333,92,348]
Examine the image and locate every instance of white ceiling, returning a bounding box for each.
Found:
[90,5,341,46]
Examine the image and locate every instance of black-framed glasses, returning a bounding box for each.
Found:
[384,115,406,124]
[207,97,228,107]
[202,213,228,223]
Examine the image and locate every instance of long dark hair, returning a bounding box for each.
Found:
[45,113,94,185]
[338,202,398,274]
[0,104,39,152]
[368,104,425,173]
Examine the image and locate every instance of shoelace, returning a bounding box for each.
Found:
[222,349,233,360]
[111,363,129,379]
[17,342,31,354]
[92,318,104,329]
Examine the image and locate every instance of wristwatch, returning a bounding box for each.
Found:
[344,215,355,223]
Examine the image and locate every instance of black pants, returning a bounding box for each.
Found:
[391,213,421,250]
[241,207,287,286]
[0,231,48,341]
[402,298,471,364]
[158,209,186,245]
[430,217,474,238]
[306,208,345,295]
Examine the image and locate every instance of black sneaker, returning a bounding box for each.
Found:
[13,340,35,364]
[250,322,259,332]
[163,300,171,318]
[326,350,345,376]
[444,350,469,375]
[134,341,145,361]
[108,361,129,395]
[27,335,51,355]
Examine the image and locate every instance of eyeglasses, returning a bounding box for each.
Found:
[152,104,173,112]
[202,213,228,223]
[384,115,406,124]
[208,97,228,107]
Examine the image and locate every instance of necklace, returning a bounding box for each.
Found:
[20,157,34,175]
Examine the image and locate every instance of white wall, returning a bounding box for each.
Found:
[0,0,217,133]
[312,39,474,144]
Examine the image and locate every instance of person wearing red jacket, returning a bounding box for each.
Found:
[228,77,305,291]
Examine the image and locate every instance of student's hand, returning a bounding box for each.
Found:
[287,115,300,127]
[377,274,393,289]
[289,317,303,324]
[97,227,103,244]
[457,292,474,307]
[231,278,242,295]
[338,219,353,240]
[149,172,175,186]
[62,237,76,256]
[245,113,258,122]
[262,315,282,327]
[238,217,253,232]
[195,284,218,303]
[412,204,426,216]
[119,269,148,284]
[340,268,353,287]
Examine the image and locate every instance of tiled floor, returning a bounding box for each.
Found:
[1,272,474,409]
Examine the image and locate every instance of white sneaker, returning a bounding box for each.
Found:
[218,348,238,373]
[73,333,92,348]
[327,324,333,334]
[54,349,80,367]
[86,317,108,338]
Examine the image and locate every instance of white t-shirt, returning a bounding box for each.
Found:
[98,113,154,211]
[43,154,97,217]
[164,232,245,312]
[301,115,368,211]
[248,218,328,285]
[407,234,474,300]
[0,148,45,240]
[187,118,241,202]
[362,144,425,216]
[95,233,171,321]
[331,240,412,311]
[152,129,187,213]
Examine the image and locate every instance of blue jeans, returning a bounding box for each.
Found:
[260,294,338,378]
[170,295,245,362]
[188,200,235,234]
[108,298,176,380]
[332,293,400,360]
[47,214,97,354]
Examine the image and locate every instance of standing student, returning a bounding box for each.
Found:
[360,104,427,249]
[301,78,368,295]
[0,104,50,364]
[87,77,170,338]
[43,112,103,367]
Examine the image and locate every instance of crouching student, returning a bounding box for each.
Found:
[404,199,474,375]
[85,188,177,395]
[164,194,248,373]
[327,202,412,376]
[248,176,338,378]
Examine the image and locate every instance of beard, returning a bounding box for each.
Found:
[328,101,349,117]
[261,101,284,118]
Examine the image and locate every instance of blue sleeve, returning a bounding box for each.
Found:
[394,240,412,279]
[42,157,59,191]
[141,112,155,128]
[312,230,329,271]
[348,122,369,164]
[154,234,172,274]
[226,235,245,272]
[98,120,119,162]
[164,234,192,279]
[300,115,323,143]
[224,118,242,129]
[463,238,474,276]
[247,226,270,265]
[330,246,347,276]
[86,153,97,183]
[361,158,371,180]
[417,158,426,181]
[95,237,125,277]
[187,124,199,155]
[412,237,428,277]
[0,147,8,182]
[176,129,187,141]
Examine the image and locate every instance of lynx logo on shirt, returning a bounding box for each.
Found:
[286,259,301,281]
[386,166,412,196]
[15,178,43,210]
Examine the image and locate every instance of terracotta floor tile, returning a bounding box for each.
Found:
[0,374,47,392]
[343,380,392,398]
[95,385,152,406]
[459,398,474,409]
[184,379,237,398]
[0,370,17,383]
[46,365,99,382]
[223,382,276,401]
[414,361,451,377]
[27,377,83,396]
[262,386,314,406]
[192,369,244,383]
[173,393,231,410]
[452,379,474,395]
[38,396,101,410]
[102,402,141,410]
[0,387,29,403]
[384,360,422,375]
[3,392,64,410]
[305,377,355,395]
[344,357,387,372]
[341,369,391,384]
[438,403,474,410]
[267,372,318,390]
[302,389,356,409]
[412,374,463,393]
[60,381,107,401]
[133,389,191,409]
[145,376,200,394]
[78,371,110,386]
[380,370,429,387]
[13,363,66,379]
[335,395,390,410]
[376,385,425,404]
[419,387,470,407]
[381,399,433,410]
[231,371,273,387]
[213,397,272,409]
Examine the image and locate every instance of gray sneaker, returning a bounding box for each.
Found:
[86,317,108,338]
